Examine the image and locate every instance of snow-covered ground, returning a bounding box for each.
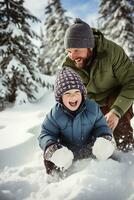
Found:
[0,90,134,200]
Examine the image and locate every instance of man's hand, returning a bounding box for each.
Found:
[105,110,119,131]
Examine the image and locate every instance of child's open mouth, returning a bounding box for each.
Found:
[69,101,78,107]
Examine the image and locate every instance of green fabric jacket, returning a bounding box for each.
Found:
[63,29,134,117]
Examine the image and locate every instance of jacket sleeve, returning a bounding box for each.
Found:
[91,104,112,138]
[38,109,60,151]
[111,45,134,116]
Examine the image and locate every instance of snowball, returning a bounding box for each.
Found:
[49,146,74,170]
[92,137,115,160]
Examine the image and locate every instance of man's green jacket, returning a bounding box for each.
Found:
[63,29,134,117]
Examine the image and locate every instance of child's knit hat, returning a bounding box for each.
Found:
[54,67,87,103]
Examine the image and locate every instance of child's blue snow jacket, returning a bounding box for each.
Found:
[38,99,112,154]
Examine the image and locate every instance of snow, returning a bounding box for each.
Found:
[0,90,134,200]
[49,147,74,170]
[92,137,115,160]
[7,22,24,37]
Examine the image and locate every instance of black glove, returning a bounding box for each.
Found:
[44,143,62,161]
[44,160,57,175]
[101,135,112,141]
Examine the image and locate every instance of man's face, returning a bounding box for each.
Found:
[66,48,92,68]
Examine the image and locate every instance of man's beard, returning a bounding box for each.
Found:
[75,58,87,68]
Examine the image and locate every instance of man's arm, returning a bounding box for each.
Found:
[111,45,134,116]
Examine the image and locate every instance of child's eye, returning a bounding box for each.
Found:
[75,91,81,94]
[64,92,70,95]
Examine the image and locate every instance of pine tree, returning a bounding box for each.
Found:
[98,0,134,61]
[39,0,71,75]
[0,0,42,107]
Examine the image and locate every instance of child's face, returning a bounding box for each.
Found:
[62,89,82,111]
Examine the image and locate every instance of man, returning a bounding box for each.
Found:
[63,18,134,151]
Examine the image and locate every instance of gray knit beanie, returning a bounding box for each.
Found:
[54,67,87,103]
[64,18,95,49]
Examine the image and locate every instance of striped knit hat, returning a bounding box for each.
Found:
[54,67,87,103]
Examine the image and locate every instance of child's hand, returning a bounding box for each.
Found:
[49,146,74,171]
[45,144,74,170]
[45,143,63,161]
[92,137,115,160]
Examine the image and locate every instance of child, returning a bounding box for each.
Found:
[38,67,115,174]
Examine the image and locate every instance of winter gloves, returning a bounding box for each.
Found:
[44,136,116,174]
[49,146,74,170]
[44,143,74,172]
[45,143,63,161]
[92,136,116,160]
